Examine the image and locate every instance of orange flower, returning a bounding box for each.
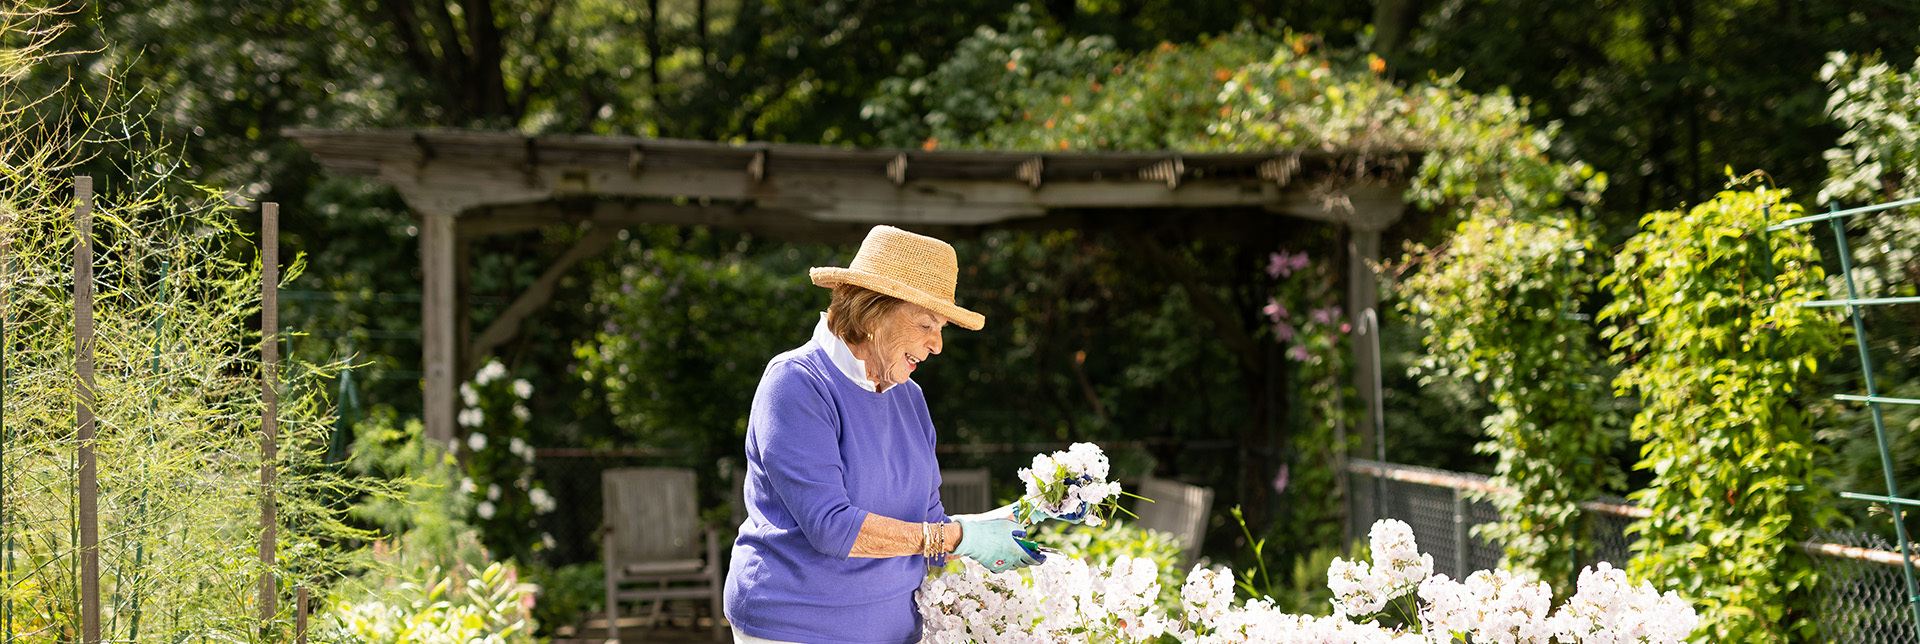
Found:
[1005,60,1018,71]
[1213,68,1232,82]
[1057,140,1070,150]
[1044,118,1056,130]
[921,137,939,151]
[1369,55,1386,73]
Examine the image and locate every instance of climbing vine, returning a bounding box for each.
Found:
[1397,210,1615,593]
[1600,181,1839,644]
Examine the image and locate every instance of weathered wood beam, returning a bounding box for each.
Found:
[374,160,1382,226]
[466,224,621,369]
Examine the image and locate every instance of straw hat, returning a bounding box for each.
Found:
[810,225,985,330]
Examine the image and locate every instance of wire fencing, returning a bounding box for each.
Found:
[1349,459,1919,644]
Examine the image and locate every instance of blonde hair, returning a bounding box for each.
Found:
[826,284,904,345]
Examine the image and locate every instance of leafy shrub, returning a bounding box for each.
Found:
[1398,212,1618,592]
[317,561,533,644]
[321,410,536,644]
[1600,180,1840,643]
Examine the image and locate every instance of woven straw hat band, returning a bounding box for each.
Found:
[809,226,985,330]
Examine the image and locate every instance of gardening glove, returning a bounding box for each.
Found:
[950,501,1020,523]
[954,518,1043,573]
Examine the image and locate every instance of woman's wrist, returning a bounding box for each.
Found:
[941,522,961,553]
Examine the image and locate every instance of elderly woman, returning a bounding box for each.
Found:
[724,226,1037,644]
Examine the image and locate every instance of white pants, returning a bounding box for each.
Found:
[733,626,805,644]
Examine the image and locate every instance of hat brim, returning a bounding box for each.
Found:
[810,267,985,330]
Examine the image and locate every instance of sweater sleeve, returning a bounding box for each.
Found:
[752,361,870,558]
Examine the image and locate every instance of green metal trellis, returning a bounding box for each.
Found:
[1767,195,1920,634]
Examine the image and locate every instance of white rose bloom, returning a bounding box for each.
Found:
[512,378,533,399]
[529,487,557,514]
[486,483,501,501]
[458,477,477,495]
[512,403,531,422]
[475,501,495,519]
[457,407,484,428]
[476,360,508,385]
[459,383,479,407]
[467,432,488,452]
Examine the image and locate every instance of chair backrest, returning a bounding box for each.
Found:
[1134,476,1213,565]
[603,467,703,563]
[938,468,992,516]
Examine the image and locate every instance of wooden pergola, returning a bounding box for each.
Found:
[287,128,1415,446]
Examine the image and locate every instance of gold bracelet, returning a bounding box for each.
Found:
[921,521,934,558]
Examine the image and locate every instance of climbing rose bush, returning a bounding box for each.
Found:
[920,519,1698,643]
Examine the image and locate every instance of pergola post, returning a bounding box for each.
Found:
[1341,183,1405,471]
[420,207,459,445]
[1348,225,1383,457]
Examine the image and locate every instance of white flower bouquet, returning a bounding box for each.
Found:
[1013,442,1131,527]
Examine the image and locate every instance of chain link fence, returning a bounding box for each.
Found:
[1349,459,1920,644]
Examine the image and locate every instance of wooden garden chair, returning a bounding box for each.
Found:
[602,467,724,641]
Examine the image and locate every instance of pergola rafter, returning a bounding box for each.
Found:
[288,128,1416,449]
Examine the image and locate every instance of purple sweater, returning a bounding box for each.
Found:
[725,340,949,644]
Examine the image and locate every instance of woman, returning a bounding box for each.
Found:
[724,225,1038,644]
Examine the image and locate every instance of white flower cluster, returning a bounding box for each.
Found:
[1540,562,1698,644]
[1328,520,1434,617]
[1417,569,1552,643]
[1017,442,1123,526]
[919,554,1173,644]
[921,519,1699,644]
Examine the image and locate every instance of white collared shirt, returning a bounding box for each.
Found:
[812,312,880,392]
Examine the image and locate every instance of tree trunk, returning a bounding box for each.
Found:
[1372,0,1425,62]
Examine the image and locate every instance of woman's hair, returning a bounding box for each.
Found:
[826,284,904,345]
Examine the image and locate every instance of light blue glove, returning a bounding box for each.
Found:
[954,518,1042,573]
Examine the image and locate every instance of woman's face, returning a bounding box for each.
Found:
[863,303,948,389]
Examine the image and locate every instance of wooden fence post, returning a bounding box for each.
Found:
[259,202,279,630]
[74,177,99,643]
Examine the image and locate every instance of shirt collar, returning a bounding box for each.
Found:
[813,312,880,392]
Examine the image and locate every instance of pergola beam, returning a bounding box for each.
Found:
[288,128,1418,447]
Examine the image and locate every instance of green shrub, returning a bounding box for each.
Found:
[1600,179,1840,643]
[320,410,536,644]
[316,561,533,644]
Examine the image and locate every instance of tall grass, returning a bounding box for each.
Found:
[2,4,385,640]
